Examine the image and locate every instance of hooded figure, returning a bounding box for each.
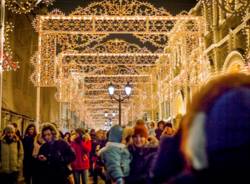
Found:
[99,125,131,184]
[171,73,250,184]
[0,125,24,184]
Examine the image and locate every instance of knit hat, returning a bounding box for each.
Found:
[108,125,123,143]
[187,87,250,170]
[136,119,145,126]
[133,124,148,138]
[206,87,250,154]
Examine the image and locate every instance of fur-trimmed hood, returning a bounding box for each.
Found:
[40,122,59,140]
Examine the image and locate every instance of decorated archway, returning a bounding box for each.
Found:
[223,51,246,73]
[30,0,204,128]
[174,90,186,116]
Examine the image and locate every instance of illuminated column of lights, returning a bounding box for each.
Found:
[0,0,5,129]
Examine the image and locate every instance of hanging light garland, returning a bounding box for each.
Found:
[2,22,19,71]
[5,0,55,14]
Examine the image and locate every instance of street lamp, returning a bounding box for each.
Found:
[108,82,132,126]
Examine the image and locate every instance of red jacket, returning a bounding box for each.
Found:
[70,140,91,170]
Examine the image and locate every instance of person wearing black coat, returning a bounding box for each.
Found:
[168,74,250,184]
[125,123,158,184]
[22,124,37,184]
[36,123,76,184]
[149,130,185,184]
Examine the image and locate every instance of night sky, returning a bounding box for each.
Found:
[50,0,197,15]
[46,0,198,52]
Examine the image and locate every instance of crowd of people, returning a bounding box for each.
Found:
[0,73,250,184]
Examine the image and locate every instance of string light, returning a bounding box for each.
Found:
[6,0,55,14]
[30,0,204,125]
[2,22,19,71]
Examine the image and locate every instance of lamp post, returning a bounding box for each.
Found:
[108,82,132,126]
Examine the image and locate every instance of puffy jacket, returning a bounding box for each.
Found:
[0,136,24,173]
[71,140,92,170]
[126,144,158,184]
[99,142,131,182]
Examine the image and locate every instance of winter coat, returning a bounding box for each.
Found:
[150,132,185,184]
[0,136,24,173]
[70,140,91,170]
[99,142,131,182]
[155,128,163,140]
[168,146,250,184]
[37,139,76,184]
[23,135,35,176]
[125,144,158,184]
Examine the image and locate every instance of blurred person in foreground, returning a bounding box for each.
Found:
[170,73,250,184]
[150,118,185,184]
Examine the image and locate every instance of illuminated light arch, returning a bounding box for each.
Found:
[173,90,186,117]
[30,0,204,126]
[223,50,246,73]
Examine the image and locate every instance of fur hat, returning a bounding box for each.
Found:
[133,124,148,138]
[108,125,123,143]
[41,122,59,140]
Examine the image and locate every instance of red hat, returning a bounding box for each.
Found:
[133,124,148,138]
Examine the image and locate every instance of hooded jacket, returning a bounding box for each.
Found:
[0,135,24,173]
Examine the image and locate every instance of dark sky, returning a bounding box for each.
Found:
[50,0,197,15]
[47,0,198,52]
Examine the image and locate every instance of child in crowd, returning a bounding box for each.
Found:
[99,125,131,184]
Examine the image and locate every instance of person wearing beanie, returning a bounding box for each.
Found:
[125,122,158,184]
[99,125,131,184]
[136,119,146,126]
[170,73,250,184]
